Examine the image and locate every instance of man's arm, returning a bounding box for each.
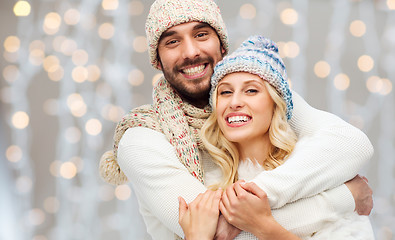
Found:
[117,127,208,238]
[251,91,374,208]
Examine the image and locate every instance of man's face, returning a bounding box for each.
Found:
[157,22,225,107]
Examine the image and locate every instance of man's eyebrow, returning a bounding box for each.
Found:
[159,22,212,42]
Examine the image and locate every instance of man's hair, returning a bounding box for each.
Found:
[145,0,229,69]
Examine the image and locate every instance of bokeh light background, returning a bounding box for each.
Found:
[1,0,394,239]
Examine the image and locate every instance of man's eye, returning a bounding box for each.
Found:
[166,40,178,45]
[196,32,208,38]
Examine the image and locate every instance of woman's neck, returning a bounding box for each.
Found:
[236,138,271,166]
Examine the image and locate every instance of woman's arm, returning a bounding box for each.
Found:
[251,91,374,208]
[220,181,301,240]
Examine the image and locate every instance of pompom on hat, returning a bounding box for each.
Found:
[210,35,293,120]
[145,0,229,69]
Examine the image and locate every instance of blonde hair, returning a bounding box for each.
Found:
[201,81,297,190]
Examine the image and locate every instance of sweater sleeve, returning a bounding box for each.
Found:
[117,127,207,239]
[251,91,374,209]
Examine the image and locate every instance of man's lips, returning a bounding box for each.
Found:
[179,64,208,79]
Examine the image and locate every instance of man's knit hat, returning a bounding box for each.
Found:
[210,35,293,120]
[145,0,229,69]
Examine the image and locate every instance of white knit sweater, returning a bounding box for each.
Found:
[117,92,374,240]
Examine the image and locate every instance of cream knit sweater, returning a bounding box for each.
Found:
[117,92,374,239]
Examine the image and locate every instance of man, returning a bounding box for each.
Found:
[99,0,374,239]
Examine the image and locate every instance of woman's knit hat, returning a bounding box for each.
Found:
[145,0,229,69]
[210,35,293,120]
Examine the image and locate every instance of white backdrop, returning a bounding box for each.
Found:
[1,0,394,239]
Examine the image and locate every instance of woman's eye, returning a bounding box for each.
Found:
[219,90,232,95]
[246,89,258,93]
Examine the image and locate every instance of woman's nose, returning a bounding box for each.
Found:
[229,94,244,110]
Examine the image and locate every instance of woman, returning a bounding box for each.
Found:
[179,35,374,239]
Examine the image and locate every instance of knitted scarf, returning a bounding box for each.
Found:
[99,77,211,185]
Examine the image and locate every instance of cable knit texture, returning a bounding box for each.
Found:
[99,77,211,185]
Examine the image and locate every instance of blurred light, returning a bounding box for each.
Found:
[6,145,23,163]
[87,65,101,82]
[43,12,62,35]
[70,156,84,172]
[388,0,395,10]
[72,49,89,66]
[43,55,60,73]
[96,82,112,98]
[60,38,78,56]
[128,69,144,86]
[72,66,88,83]
[280,8,298,25]
[379,78,392,95]
[43,197,60,214]
[16,176,32,194]
[99,185,115,201]
[101,104,125,122]
[65,127,81,144]
[334,73,350,91]
[133,36,147,53]
[60,162,77,179]
[240,3,256,20]
[129,0,144,16]
[358,55,374,72]
[64,8,80,25]
[67,93,87,117]
[3,65,20,83]
[29,40,45,52]
[152,73,163,86]
[13,1,31,17]
[52,36,66,52]
[26,209,45,226]
[48,66,64,81]
[85,118,102,136]
[350,20,366,37]
[115,185,131,200]
[314,61,331,78]
[283,41,300,58]
[29,49,45,66]
[49,160,62,177]
[102,0,119,10]
[4,36,20,53]
[277,41,286,58]
[366,76,382,93]
[12,111,30,129]
[43,98,59,116]
[98,23,115,40]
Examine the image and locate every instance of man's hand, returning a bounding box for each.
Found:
[345,174,373,215]
[214,214,241,240]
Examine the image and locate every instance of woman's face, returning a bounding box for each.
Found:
[216,72,274,146]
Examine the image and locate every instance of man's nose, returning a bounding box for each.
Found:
[181,38,201,60]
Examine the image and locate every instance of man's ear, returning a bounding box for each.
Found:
[221,46,226,55]
[157,61,162,70]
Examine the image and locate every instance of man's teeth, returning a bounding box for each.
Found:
[182,65,205,75]
[228,116,250,124]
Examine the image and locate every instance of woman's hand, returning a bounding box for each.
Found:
[220,181,301,240]
[178,189,223,240]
